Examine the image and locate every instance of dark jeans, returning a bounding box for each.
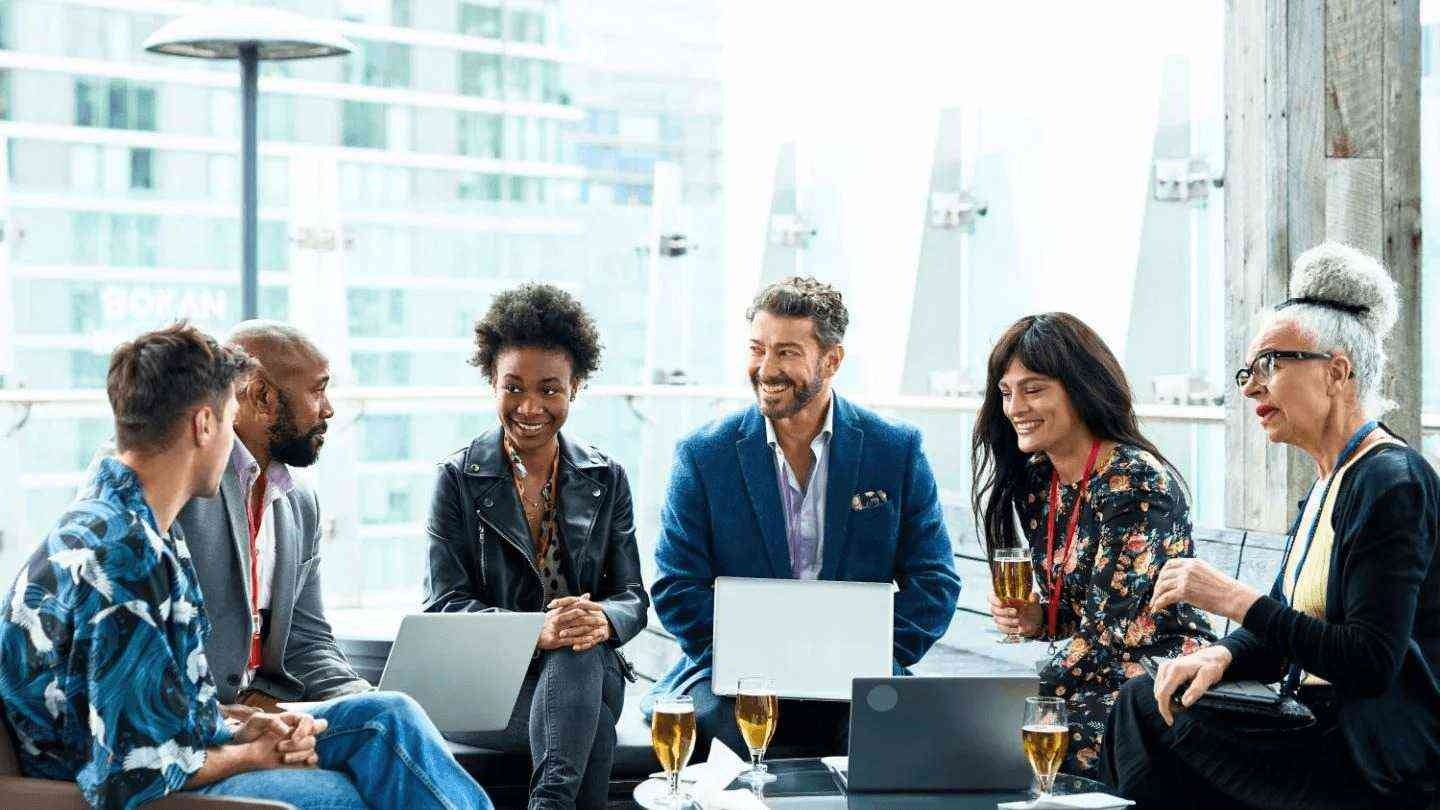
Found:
[1101,675,1391,810]
[689,678,849,760]
[452,646,624,810]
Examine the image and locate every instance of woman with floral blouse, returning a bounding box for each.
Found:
[971,313,1214,778]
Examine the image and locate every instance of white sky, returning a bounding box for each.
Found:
[715,1,1225,392]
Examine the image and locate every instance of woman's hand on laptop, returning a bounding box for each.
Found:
[540,594,612,653]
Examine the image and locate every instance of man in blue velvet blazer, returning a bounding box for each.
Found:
[648,277,962,755]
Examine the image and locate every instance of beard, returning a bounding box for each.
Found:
[750,364,823,419]
[268,390,327,468]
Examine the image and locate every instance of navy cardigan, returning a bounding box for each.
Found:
[1218,443,1440,799]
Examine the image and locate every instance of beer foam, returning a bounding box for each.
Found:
[655,699,695,713]
[1021,724,1068,733]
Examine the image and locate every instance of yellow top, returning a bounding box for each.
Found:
[1283,436,1401,685]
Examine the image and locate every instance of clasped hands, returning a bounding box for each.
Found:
[539,592,612,652]
[222,705,326,768]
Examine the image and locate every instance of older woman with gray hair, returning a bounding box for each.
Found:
[1100,243,1440,808]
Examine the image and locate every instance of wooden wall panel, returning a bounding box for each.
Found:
[1325,0,1384,157]
[1324,157,1384,254]
[1383,0,1422,444]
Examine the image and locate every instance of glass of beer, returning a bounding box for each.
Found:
[734,675,779,785]
[651,695,697,807]
[1021,696,1069,798]
[992,546,1034,644]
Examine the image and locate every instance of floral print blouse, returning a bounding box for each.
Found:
[1018,443,1214,777]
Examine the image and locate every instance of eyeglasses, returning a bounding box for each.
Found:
[1234,349,1333,388]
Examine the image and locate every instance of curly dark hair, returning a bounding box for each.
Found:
[469,283,603,384]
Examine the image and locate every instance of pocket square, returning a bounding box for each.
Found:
[851,490,889,511]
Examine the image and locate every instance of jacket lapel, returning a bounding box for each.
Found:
[820,396,862,581]
[465,428,538,571]
[264,495,298,665]
[736,408,793,579]
[556,433,606,579]
[219,465,254,610]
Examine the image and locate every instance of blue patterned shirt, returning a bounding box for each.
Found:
[0,457,230,810]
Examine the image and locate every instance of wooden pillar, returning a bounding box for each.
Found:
[1225,0,1420,533]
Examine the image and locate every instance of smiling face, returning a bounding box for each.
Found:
[746,311,842,420]
[1242,318,1342,447]
[494,346,577,456]
[998,358,1088,456]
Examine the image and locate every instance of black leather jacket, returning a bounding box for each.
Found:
[423,427,649,661]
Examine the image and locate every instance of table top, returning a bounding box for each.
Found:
[633,757,1111,809]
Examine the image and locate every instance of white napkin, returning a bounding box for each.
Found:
[691,740,764,809]
[997,793,1135,809]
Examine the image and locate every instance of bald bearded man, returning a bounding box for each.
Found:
[185,320,365,706]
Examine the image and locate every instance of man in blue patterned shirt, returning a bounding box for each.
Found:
[0,323,491,810]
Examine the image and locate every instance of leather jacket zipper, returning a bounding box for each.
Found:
[474,507,545,609]
[474,515,488,589]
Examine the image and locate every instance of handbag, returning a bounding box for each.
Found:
[1140,655,1315,728]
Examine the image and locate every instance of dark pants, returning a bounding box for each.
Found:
[689,678,849,760]
[452,646,624,810]
[1101,675,1393,810]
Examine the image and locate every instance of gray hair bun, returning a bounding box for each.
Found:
[1289,242,1398,338]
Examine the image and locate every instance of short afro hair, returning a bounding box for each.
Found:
[470,283,602,384]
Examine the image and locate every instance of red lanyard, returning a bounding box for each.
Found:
[1045,440,1101,638]
[245,473,268,671]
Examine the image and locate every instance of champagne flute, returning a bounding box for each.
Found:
[1021,696,1069,798]
[734,675,778,785]
[992,546,1035,643]
[651,695,697,808]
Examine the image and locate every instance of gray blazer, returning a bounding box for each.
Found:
[177,464,371,704]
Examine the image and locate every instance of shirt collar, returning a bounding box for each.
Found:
[764,395,835,451]
[229,437,295,497]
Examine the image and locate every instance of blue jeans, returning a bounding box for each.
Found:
[196,691,492,810]
[450,646,624,810]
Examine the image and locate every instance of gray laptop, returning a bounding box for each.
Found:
[283,612,543,734]
[843,675,1041,792]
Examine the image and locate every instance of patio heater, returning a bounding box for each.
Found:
[143,8,353,320]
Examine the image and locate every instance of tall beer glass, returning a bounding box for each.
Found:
[651,695,697,807]
[1021,696,1069,797]
[992,547,1034,643]
[734,675,778,785]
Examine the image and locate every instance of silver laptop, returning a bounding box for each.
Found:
[712,577,892,701]
[843,675,1041,792]
[283,612,543,733]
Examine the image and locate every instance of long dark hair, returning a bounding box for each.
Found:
[970,313,1186,559]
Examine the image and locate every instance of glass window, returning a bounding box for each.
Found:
[457,112,502,158]
[458,52,501,98]
[129,148,153,190]
[360,415,412,462]
[0,69,9,120]
[458,173,501,201]
[341,100,387,149]
[349,38,412,88]
[74,80,97,127]
[458,3,502,38]
[74,79,157,131]
[261,96,295,141]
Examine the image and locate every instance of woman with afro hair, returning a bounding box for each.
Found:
[423,283,648,810]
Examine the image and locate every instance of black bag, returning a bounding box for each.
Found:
[1141,655,1316,728]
